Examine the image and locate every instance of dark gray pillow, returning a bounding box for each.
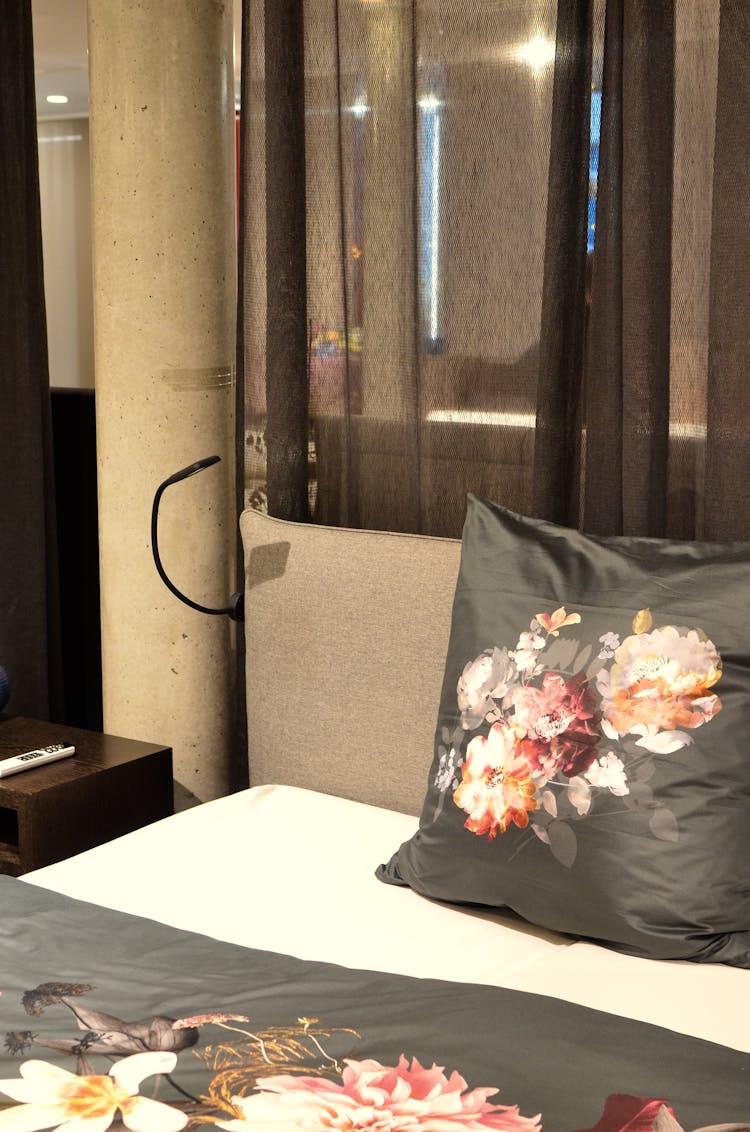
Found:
[379,497,750,966]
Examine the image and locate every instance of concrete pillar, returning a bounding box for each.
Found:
[88,0,237,800]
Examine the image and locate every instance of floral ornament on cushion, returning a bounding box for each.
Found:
[584,753,628,797]
[457,648,516,730]
[534,608,582,636]
[596,626,722,739]
[213,1055,541,1131]
[513,670,602,779]
[453,723,538,839]
[0,1052,187,1132]
[444,607,723,866]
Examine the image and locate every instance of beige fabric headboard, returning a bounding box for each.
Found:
[240,509,461,815]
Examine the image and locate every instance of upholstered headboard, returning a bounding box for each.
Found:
[240,509,461,815]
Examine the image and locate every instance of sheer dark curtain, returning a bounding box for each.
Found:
[0,1,62,719]
[238,0,750,543]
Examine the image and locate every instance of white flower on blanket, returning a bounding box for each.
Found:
[0,1052,187,1132]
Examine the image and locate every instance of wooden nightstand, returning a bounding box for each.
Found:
[0,715,173,876]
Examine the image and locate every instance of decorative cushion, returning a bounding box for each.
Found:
[379,497,750,966]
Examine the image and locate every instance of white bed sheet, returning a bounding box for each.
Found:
[24,783,749,1053]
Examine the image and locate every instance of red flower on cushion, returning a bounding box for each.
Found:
[513,671,602,780]
[573,1094,681,1132]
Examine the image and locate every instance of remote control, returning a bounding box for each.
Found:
[0,743,75,779]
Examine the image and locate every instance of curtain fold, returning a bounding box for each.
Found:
[0,1,62,720]
[704,0,750,541]
[264,0,310,523]
[584,0,674,536]
[532,0,592,527]
[239,0,749,546]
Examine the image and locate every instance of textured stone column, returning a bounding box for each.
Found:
[88,0,236,800]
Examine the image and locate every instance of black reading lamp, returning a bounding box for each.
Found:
[151,455,244,622]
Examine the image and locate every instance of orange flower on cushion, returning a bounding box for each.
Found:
[453,724,537,839]
[596,626,722,737]
[534,607,582,637]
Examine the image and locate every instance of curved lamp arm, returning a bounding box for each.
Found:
[151,455,244,622]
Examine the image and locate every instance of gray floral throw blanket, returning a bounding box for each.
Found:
[0,877,747,1132]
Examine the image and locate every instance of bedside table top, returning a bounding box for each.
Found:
[0,714,174,875]
[0,714,171,799]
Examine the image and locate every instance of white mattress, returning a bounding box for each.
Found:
[24,783,749,1053]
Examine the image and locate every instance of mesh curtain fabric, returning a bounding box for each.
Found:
[236,0,750,542]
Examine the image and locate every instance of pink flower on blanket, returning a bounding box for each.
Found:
[214,1055,541,1131]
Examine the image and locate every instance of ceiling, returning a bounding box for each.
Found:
[33,0,242,119]
[32,1,591,123]
[33,0,89,117]
[32,2,581,120]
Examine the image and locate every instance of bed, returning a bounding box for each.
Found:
[4,504,749,1132]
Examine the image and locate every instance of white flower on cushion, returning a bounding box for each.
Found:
[457,648,516,729]
[597,631,620,659]
[539,789,557,817]
[214,1056,541,1131]
[600,717,619,741]
[629,724,691,755]
[453,724,538,840]
[511,632,545,674]
[584,752,629,796]
[510,653,543,676]
[566,776,592,815]
[0,1052,187,1132]
[435,746,461,793]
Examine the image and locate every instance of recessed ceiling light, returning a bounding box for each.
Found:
[46,94,69,105]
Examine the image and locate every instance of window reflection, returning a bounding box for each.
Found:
[588,88,602,252]
[418,92,443,350]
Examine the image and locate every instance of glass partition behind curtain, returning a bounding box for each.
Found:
[0,1,62,719]
[237,0,750,543]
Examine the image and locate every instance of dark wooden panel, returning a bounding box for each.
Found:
[0,715,173,873]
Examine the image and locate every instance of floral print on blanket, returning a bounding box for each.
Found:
[437,607,722,865]
[0,983,739,1132]
[0,985,540,1131]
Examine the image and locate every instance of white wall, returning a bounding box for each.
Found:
[37,117,94,389]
